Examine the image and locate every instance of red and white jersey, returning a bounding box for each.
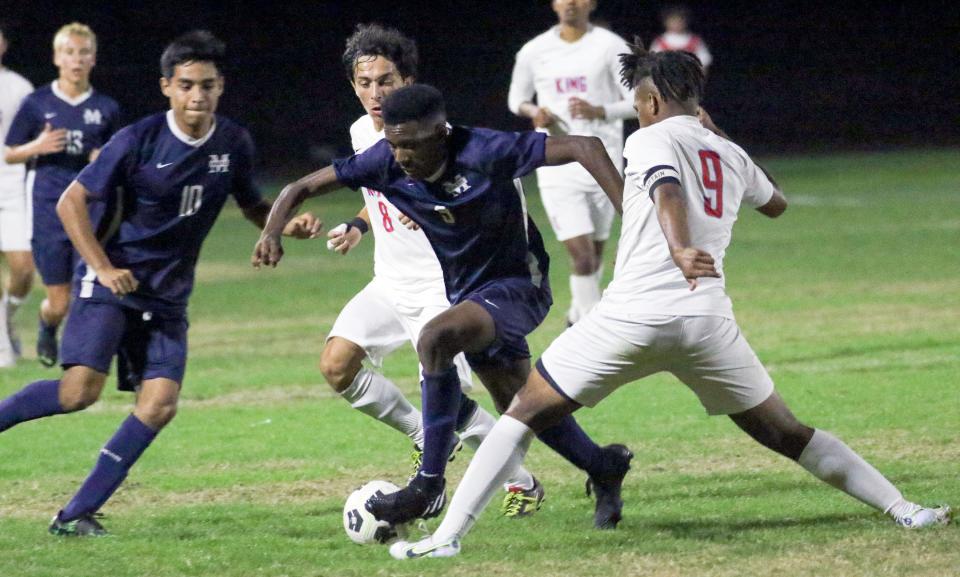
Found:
[598,115,774,319]
[0,67,34,185]
[649,32,712,69]
[349,114,447,303]
[509,25,633,189]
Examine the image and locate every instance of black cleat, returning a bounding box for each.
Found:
[37,318,58,368]
[585,444,633,529]
[49,512,108,537]
[366,473,446,525]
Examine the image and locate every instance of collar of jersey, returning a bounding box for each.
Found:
[51,80,93,107]
[166,110,217,148]
[551,24,594,44]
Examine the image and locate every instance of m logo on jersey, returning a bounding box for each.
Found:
[208,154,230,173]
[555,76,587,94]
[442,174,470,197]
[83,109,102,125]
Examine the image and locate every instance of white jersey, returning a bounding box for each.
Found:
[650,32,712,69]
[349,114,447,303]
[509,25,633,189]
[598,115,775,319]
[0,68,34,187]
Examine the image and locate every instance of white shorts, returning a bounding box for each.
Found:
[0,183,31,252]
[327,278,473,392]
[538,310,774,415]
[536,160,616,242]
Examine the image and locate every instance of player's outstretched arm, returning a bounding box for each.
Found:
[252,165,341,268]
[544,135,624,213]
[653,181,720,291]
[57,181,138,296]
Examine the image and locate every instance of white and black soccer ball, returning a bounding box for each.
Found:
[343,480,406,545]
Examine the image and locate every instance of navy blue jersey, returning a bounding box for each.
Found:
[5,82,121,200]
[75,111,263,315]
[334,126,550,304]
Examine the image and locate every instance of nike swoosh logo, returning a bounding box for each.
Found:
[156,162,174,169]
[44,113,57,119]
[483,298,501,310]
[404,538,459,559]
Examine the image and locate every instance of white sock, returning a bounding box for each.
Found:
[569,272,601,323]
[433,415,535,543]
[340,368,424,447]
[798,429,903,513]
[457,406,536,490]
[593,263,605,286]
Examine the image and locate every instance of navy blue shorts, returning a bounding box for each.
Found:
[31,198,75,285]
[60,298,189,391]
[464,276,552,370]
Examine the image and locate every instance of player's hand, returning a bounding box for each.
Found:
[326,223,362,255]
[671,247,720,291]
[98,266,139,297]
[568,97,605,120]
[398,212,419,230]
[531,106,558,129]
[283,211,323,239]
[252,233,284,268]
[34,123,68,155]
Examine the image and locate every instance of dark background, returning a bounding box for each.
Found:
[3,0,958,174]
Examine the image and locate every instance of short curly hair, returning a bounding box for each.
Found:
[342,23,418,82]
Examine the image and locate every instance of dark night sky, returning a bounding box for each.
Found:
[3,0,958,173]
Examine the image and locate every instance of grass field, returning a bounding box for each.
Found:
[0,149,958,577]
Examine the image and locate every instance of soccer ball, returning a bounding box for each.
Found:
[343,480,406,545]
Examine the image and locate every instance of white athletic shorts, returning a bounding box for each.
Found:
[536,162,616,242]
[538,310,774,415]
[0,178,31,252]
[327,277,473,392]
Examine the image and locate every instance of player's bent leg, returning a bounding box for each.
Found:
[563,234,601,326]
[52,377,174,536]
[320,337,365,393]
[730,391,951,528]
[0,365,105,432]
[37,283,71,368]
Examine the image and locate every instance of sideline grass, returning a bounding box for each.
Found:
[0,149,957,577]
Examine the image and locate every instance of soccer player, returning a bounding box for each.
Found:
[0,23,35,367]
[324,24,544,516]
[4,22,121,368]
[390,44,951,559]
[508,0,634,326]
[253,84,631,527]
[0,30,320,536]
[649,5,712,74]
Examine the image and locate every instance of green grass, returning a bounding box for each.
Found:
[1,148,958,577]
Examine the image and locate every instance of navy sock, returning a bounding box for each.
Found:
[59,414,157,521]
[536,414,603,474]
[0,380,64,432]
[419,366,462,477]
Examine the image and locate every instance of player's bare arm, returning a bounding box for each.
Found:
[240,200,322,239]
[544,135,624,213]
[252,165,340,268]
[57,180,139,296]
[4,122,68,164]
[327,206,370,256]
[653,181,720,290]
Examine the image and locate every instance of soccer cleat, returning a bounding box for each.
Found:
[366,473,446,525]
[37,318,58,368]
[501,476,545,518]
[48,512,108,537]
[585,443,633,529]
[389,535,461,560]
[408,434,463,481]
[895,504,951,528]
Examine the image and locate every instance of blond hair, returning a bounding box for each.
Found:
[53,22,97,53]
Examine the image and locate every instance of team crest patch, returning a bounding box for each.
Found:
[442,173,470,196]
[83,108,102,125]
[208,154,230,173]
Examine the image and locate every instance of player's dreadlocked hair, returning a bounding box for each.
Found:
[382,84,445,125]
[160,30,226,79]
[619,37,704,104]
[342,23,419,82]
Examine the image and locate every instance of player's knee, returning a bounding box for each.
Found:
[7,266,34,295]
[58,379,104,412]
[138,398,178,429]
[570,252,597,276]
[320,343,363,392]
[416,323,460,369]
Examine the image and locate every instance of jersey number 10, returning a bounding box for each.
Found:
[698,150,723,218]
